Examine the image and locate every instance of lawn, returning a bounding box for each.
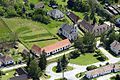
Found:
[3,18,62,48]
[2,17,65,49]
[1,70,15,80]
[52,66,73,73]
[70,53,99,65]
[0,18,13,42]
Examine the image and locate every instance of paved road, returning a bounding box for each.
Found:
[46,41,120,80]
[1,63,27,72]
[46,58,120,80]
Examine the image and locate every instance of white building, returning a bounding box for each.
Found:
[86,64,120,79]
[31,39,71,57]
[58,23,78,41]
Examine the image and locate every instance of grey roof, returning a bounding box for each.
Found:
[110,40,120,53]
[35,2,44,9]
[47,9,64,19]
[60,23,74,34]
[79,20,94,32]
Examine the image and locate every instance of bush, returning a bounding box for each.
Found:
[86,65,98,71]
[70,50,80,59]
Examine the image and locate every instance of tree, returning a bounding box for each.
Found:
[56,59,62,72]
[61,54,68,78]
[0,70,3,79]
[61,55,68,70]
[39,51,47,71]
[92,16,97,25]
[28,60,42,80]
[70,50,80,59]
[115,0,119,3]
[84,12,89,21]
[5,7,18,18]
[115,74,120,80]
[74,32,96,53]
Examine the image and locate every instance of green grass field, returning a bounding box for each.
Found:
[0,18,13,42]
[70,53,99,65]
[2,18,62,48]
[52,66,73,73]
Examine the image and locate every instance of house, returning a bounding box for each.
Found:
[9,74,28,80]
[35,2,44,9]
[110,40,120,56]
[86,64,120,79]
[0,55,14,66]
[116,18,120,27]
[66,12,80,24]
[58,23,78,41]
[47,9,64,19]
[78,20,113,36]
[31,39,71,57]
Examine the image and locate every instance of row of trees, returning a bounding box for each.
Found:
[0,0,50,24]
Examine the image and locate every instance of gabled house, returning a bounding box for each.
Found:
[78,20,113,36]
[58,23,78,41]
[35,2,44,9]
[110,40,120,56]
[47,9,64,19]
[66,12,80,24]
[31,39,71,57]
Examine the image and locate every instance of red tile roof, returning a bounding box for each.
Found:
[31,45,42,56]
[31,39,71,56]
[42,39,71,53]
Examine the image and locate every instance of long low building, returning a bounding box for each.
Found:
[31,39,71,57]
[85,64,120,79]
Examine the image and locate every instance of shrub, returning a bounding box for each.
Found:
[86,65,98,71]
